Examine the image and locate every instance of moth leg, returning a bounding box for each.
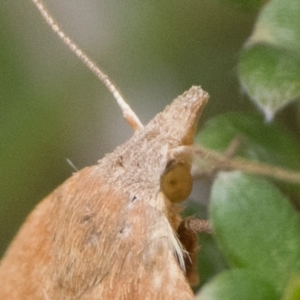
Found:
[177,217,212,286]
[184,218,211,234]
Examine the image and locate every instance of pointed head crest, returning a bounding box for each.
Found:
[146,86,209,146]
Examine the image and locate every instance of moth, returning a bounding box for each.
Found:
[0,1,209,299]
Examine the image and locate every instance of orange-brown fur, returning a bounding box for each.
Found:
[0,87,208,299]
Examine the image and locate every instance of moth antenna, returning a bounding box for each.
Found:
[31,0,144,131]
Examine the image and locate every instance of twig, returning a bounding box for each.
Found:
[194,145,300,184]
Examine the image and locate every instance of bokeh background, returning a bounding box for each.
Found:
[1,1,262,257]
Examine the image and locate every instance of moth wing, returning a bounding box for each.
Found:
[77,193,194,300]
[0,165,193,299]
[0,166,123,299]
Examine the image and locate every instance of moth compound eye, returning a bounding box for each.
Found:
[161,163,193,203]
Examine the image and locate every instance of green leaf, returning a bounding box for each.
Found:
[210,171,300,292]
[196,113,300,170]
[239,45,300,120]
[238,0,300,119]
[249,0,300,52]
[195,113,300,205]
[196,269,279,300]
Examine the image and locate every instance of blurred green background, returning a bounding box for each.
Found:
[1,1,261,256]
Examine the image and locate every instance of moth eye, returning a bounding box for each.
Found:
[161,163,193,203]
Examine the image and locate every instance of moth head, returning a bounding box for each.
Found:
[152,86,208,203]
[100,86,208,205]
